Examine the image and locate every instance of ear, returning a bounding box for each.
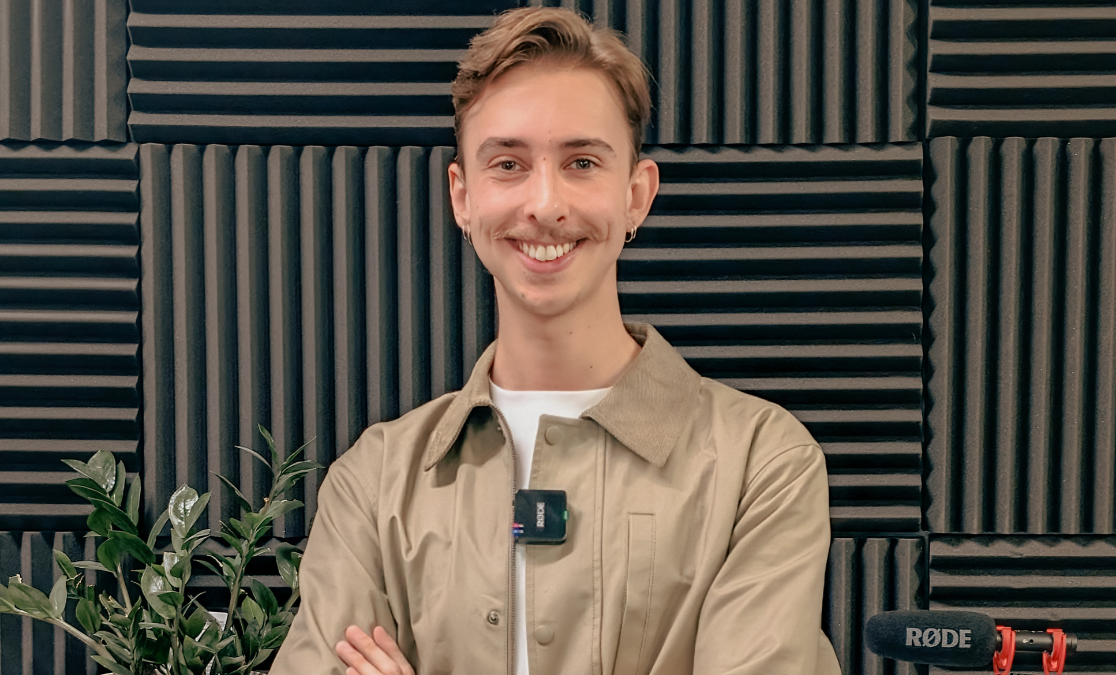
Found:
[626,158,660,230]
[448,161,470,233]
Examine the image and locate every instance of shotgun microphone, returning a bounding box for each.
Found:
[866,610,998,666]
[865,610,1078,667]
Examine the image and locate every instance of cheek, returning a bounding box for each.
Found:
[470,185,518,224]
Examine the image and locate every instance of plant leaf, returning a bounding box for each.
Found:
[63,450,116,493]
[279,437,316,473]
[226,517,250,541]
[249,578,278,616]
[168,484,200,537]
[5,579,54,618]
[240,597,265,626]
[261,623,290,649]
[146,508,170,548]
[214,473,253,512]
[187,492,211,531]
[105,530,155,565]
[182,604,209,640]
[96,538,122,572]
[48,576,67,618]
[76,597,101,633]
[111,461,126,506]
[261,499,303,522]
[91,655,130,675]
[72,560,110,573]
[53,550,78,580]
[86,508,112,537]
[68,485,137,536]
[124,476,141,525]
[236,445,271,470]
[272,461,323,496]
[88,450,117,491]
[258,424,278,467]
[140,567,177,620]
[248,648,275,669]
[275,544,302,591]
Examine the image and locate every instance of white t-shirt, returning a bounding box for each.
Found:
[489,380,610,675]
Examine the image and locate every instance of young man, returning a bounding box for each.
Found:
[272,8,840,675]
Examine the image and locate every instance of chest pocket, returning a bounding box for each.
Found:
[614,513,655,675]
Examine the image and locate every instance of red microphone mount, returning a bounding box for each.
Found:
[993,626,1075,675]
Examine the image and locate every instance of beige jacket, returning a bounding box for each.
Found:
[272,323,841,675]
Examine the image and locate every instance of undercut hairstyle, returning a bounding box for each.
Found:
[451,7,652,167]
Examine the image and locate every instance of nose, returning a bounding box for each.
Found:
[524,159,568,228]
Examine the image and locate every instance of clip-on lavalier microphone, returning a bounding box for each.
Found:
[513,489,567,544]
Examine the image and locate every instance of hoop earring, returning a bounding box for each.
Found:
[462,228,473,246]
[625,227,637,243]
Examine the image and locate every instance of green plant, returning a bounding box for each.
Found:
[0,426,322,674]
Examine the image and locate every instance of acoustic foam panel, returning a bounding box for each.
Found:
[824,537,926,675]
[125,1,517,146]
[126,0,918,147]
[929,537,1116,674]
[0,143,140,531]
[534,0,921,144]
[637,144,924,533]
[926,137,1116,535]
[139,144,493,539]
[0,531,97,675]
[0,0,127,143]
[928,3,1116,138]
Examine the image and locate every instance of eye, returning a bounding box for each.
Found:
[499,160,518,171]
[572,158,595,170]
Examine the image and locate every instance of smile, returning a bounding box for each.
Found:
[517,240,579,262]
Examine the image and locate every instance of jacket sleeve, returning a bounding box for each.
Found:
[270,430,396,675]
[693,443,840,675]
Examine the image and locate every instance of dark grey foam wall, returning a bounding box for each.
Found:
[929,538,1116,674]
[825,538,925,675]
[635,144,924,533]
[138,144,484,537]
[0,532,98,675]
[0,0,127,143]
[928,2,1116,138]
[532,0,920,144]
[927,137,1116,535]
[125,1,513,146]
[0,144,139,532]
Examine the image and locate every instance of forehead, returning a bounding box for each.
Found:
[459,64,631,160]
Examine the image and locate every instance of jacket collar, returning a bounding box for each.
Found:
[422,322,701,471]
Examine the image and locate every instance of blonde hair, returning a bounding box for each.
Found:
[451,7,651,165]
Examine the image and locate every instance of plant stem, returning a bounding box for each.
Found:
[281,586,300,613]
[49,617,114,661]
[114,562,133,612]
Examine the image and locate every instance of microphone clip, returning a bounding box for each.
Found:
[993,625,1069,675]
[1042,628,1067,675]
[993,626,1015,675]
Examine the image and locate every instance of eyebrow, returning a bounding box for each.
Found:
[474,136,617,160]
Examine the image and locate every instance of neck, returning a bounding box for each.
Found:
[489,285,640,391]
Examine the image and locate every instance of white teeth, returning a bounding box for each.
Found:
[518,241,577,262]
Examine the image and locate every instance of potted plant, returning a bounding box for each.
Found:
[0,426,322,674]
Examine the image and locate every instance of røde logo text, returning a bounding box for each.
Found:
[906,628,972,648]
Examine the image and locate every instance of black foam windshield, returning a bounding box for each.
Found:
[865,610,999,667]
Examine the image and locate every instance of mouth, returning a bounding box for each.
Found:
[515,239,582,262]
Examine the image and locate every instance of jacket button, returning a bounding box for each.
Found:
[535,626,554,645]
[487,611,500,625]
[544,425,563,445]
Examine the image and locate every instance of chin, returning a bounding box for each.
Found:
[511,288,579,318]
